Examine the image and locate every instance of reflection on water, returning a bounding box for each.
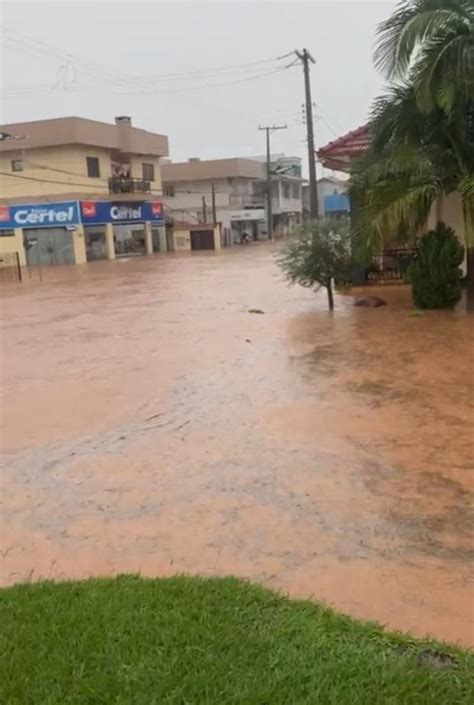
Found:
[1,246,473,645]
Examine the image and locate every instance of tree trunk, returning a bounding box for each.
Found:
[327,281,334,311]
[464,206,474,312]
[467,247,474,312]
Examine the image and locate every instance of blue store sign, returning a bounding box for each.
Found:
[80,200,164,225]
[0,201,80,229]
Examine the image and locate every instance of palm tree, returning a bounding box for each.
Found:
[351,0,474,308]
[374,0,474,114]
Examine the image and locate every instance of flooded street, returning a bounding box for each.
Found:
[1,245,473,646]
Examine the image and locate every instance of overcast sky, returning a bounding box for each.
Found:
[1,1,396,174]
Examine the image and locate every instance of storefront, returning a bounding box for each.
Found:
[79,200,165,259]
[230,208,266,243]
[0,201,81,266]
[0,199,165,266]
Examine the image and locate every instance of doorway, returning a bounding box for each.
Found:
[190,229,215,250]
[84,227,106,261]
[24,228,75,266]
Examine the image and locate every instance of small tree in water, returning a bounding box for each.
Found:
[277,219,351,311]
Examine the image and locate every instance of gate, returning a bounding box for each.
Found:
[0,252,22,283]
[190,229,215,250]
[367,248,417,282]
[24,228,75,266]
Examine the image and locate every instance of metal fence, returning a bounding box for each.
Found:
[367,248,418,282]
[0,252,22,284]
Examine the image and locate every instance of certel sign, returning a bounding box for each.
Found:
[80,201,164,225]
[0,202,80,229]
[0,200,164,229]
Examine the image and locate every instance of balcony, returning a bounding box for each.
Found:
[108,177,151,194]
[229,194,264,207]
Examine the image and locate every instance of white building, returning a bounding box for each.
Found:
[161,155,303,243]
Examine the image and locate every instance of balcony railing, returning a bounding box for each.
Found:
[108,177,151,194]
[229,194,264,207]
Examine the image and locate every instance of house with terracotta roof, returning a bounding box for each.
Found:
[317,126,370,173]
[317,126,466,281]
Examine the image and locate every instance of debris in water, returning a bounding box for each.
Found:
[408,309,425,317]
[248,309,265,314]
[354,297,386,308]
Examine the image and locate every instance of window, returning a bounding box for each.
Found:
[11,160,23,172]
[164,185,175,197]
[292,184,300,199]
[86,156,100,178]
[0,229,15,237]
[283,183,290,199]
[142,162,155,181]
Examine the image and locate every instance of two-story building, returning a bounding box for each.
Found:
[0,116,168,266]
[161,155,303,243]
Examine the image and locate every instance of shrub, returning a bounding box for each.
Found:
[408,222,464,309]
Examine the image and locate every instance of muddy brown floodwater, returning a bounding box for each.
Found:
[1,246,473,645]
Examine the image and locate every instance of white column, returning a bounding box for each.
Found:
[144,221,153,255]
[104,223,116,260]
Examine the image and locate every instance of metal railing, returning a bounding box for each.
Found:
[108,177,151,194]
[367,248,418,282]
[229,194,264,207]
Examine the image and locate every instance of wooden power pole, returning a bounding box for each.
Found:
[211,184,217,224]
[295,49,318,219]
[258,124,287,240]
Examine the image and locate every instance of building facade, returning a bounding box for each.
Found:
[161,155,303,243]
[303,177,350,219]
[0,116,169,265]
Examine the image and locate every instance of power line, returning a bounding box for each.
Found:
[2,26,293,94]
[0,170,110,190]
[2,64,294,100]
[0,170,232,196]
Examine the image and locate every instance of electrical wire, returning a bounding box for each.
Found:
[2,63,295,100]
[0,170,234,196]
[2,26,294,95]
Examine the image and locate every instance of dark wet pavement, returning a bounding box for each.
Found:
[1,246,473,645]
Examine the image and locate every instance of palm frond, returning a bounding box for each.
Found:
[413,32,474,112]
[374,0,473,79]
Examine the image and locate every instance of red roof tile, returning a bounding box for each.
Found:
[317,125,370,159]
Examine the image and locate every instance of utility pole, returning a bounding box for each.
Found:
[211,184,217,224]
[258,124,287,241]
[202,195,207,223]
[295,49,318,218]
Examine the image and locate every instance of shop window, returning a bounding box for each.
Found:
[11,160,23,172]
[0,229,15,237]
[292,184,300,199]
[86,156,100,178]
[142,162,155,181]
[164,185,175,197]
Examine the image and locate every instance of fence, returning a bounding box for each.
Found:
[0,252,22,284]
[367,248,418,282]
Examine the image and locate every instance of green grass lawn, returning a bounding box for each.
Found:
[1,575,473,704]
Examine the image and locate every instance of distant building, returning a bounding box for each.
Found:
[0,116,168,265]
[161,155,303,243]
[303,177,350,219]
